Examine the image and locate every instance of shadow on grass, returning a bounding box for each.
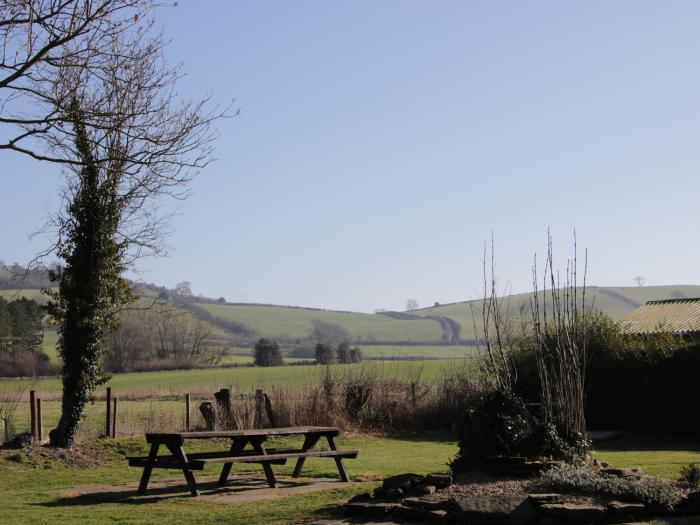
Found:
[37,477,323,508]
[593,434,700,453]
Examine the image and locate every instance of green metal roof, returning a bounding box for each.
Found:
[621,298,700,335]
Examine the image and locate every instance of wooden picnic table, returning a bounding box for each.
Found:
[127,426,359,496]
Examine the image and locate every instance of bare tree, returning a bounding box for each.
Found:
[530,232,589,443]
[34,16,227,447]
[0,0,161,163]
[470,235,516,392]
[405,298,419,312]
[633,276,646,287]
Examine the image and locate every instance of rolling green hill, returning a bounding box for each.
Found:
[414,285,700,340]
[5,284,700,363]
[193,302,445,342]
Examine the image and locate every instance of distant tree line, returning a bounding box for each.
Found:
[104,304,225,373]
[0,297,56,376]
[315,342,363,365]
[0,263,54,290]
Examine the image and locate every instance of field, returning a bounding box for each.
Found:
[0,359,470,396]
[357,344,478,359]
[194,301,446,342]
[415,285,700,340]
[0,432,697,524]
[7,285,700,367]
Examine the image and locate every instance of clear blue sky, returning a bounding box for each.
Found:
[3,1,700,312]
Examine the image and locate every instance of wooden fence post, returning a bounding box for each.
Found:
[112,398,118,438]
[29,390,37,440]
[185,394,191,431]
[105,387,112,437]
[255,389,264,428]
[36,398,43,442]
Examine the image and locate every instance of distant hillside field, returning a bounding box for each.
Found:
[194,302,446,342]
[414,285,700,340]
[5,284,700,367]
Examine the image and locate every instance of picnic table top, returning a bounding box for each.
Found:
[146,426,340,441]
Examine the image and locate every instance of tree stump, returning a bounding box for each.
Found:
[199,401,216,430]
[214,388,233,429]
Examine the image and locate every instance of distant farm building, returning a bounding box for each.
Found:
[621,298,700,336]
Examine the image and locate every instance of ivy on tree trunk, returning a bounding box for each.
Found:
[45,99,133,448]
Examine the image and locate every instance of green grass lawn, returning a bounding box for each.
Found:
[0,433,456,525]
[1,432,700,524]
[592,434,700,479]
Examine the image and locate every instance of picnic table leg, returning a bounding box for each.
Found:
[326,435,349,482]
[138,442,160,495]
[218,437,249,486]
[291,433,321,478]
[165,442,199,497]
[250,437,277,488]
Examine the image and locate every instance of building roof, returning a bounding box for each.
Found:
[621,298,700,335]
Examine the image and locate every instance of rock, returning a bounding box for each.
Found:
[344,501,400,518]
[527,493,562,504]
[383,473,425,490]
[372,486,386,499]
[427,509,449,522]
[539,503,606,522]
[347,492,372,503]
[685,491,700,501]
[343,501,371,515]
[398,480,413,493]
[393,505,430,521]
[607,500,647,520]
[455,496,537,524]
[485,456,528,466]
[412,484,437,496]
[403,497,455,511]
[363,502,402,518]
[601,467,643,477]
[383,488,403,500]
[426,473,453,488]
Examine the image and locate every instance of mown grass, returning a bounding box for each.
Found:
[1,433,699,524]
[0,433,456,525]
[592,434,700,479]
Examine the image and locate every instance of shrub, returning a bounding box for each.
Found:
[511,311,700,433]
[680,463,700,488]
[540,465,681,510]
[450,390,534,471]
[336,342,363,364]
[5,451,29,464]
[314,343,335,365]
[254,338,284,367]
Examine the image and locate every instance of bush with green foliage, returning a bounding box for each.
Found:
[450,390,534,470]
[680,463,700,488]
[253,338,284,367]
[336,342,363,364]
[511,311,698,432]
[314,343,335,365]
[450,389,591,472]
[540,465,681,510]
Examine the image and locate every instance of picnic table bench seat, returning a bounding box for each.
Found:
[130,426,358,496]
